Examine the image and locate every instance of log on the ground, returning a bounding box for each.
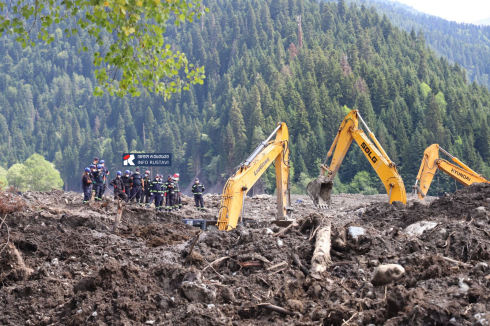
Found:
[310,220,331,275]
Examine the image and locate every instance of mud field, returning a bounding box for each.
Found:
[0,186,489,325]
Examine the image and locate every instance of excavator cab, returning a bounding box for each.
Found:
[307,109,406,207]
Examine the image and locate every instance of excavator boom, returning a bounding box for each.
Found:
[414,144,489,198]
[307,110,406,206]
[217,123,291,231]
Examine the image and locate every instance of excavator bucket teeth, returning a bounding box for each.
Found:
[307,176,333,209]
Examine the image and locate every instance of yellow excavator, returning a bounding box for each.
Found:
[217,122,292,231]
[307,109,407,207]
[413,144,490,198]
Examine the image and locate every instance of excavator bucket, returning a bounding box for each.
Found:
[306,176,333,209]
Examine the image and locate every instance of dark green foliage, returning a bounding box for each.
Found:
[1,0,490,196]
[334,0,490,89]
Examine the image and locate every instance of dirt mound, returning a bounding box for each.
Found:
[0,188,489,325]
[364,183,490,229]
[121,223,195,247]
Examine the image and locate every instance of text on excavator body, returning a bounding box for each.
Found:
[254,158,270,176]
[361,142,378,164]
[451,168,471,181]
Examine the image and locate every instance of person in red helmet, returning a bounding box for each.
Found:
[164,175,175,212]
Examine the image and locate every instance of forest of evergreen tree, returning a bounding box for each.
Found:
[0,0,489,196]
[338,0,490,89]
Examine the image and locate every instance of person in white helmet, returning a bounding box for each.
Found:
[191,178,205,210]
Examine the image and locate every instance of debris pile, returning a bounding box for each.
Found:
[0,186,489,325]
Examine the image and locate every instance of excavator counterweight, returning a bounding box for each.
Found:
[307,109,407,207]
[414,144,490,198]
[217,122,292,231]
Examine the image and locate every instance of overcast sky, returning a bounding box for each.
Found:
[390,0,490,23]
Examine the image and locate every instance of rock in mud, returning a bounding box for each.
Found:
[181,281,216,303]
[371,264,405,286]
[285,299,305,313]
[407,198,429,206]
[181,271,216,303]
[403,221,437,237]
[474,262,489,273]
[474,313,490,326]
[348,226,365,240]
[219,287,235,303]
[458,278,470,292]
[473,207,487,218]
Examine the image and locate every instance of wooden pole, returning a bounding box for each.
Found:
[113,199,122,233]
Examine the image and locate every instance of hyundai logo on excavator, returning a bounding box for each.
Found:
[451,168,471,181]
[361,142,378,164]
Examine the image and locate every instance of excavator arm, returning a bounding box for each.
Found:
[414,144,489,199]
[217,123,291,231]
[307,110,406,206]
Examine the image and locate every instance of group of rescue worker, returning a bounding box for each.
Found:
[82,157,206,211]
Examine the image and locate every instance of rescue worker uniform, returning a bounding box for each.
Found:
[173,180,182,210]
[131,171,143,203]
[91,158,99,194]
[121,174,132,202]
[141,173,151,205]
[156,178,165,211]
[191,182,205,210]
[93,168,105,201]
[90,165,97,198]
[101,165,109,196]
[147,177,162,209]
[82,171,92,203]
[164,177,175,212]
[109,175,128,201]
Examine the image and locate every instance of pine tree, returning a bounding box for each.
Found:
[225,123,236,170]
[476,119,490,161]
[115,114,125,141]
[248,86,265,138]
[337,0,347,20]
[425,93,444,143]
[321,6,335,31]
[418,51,428,82]
[229,97,248,158]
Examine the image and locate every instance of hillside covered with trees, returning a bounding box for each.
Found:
[1,0,490,196]
[335,0,490,89]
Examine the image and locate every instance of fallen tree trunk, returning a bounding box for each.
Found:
[310,220,331,275]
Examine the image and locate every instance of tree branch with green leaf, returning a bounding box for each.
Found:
[0,0,207,97]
